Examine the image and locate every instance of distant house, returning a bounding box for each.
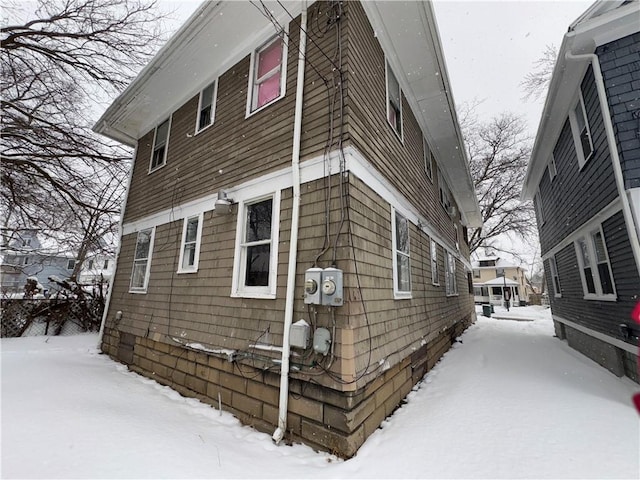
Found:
[472,257,531,306]
[93,1,482,456]
[0,230,75,296]
[522,0,640,383]
[78,254,115,287]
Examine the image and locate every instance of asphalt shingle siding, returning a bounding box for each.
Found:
[597,32,640,189]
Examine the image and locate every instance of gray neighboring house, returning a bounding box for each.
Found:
[522,0,640,383]
[0,230,75,296]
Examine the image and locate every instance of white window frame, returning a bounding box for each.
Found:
[149,117,171,173]
[569,89,594,169]
[454,224,459,251]
[534,188,544,225]
[195,80,218,133]
[573,225,616,301]
[246,32,288,117]
[549,255,561,298]
[423,136,433,181]
[430,239,440,286]
[548,154,557,182]
[129,227,155,294]
[385,60,403,139]
[177,213,204,274]
[231,191,281,299]
[445,250,458,296]
[438,169,452,211]
[391,208,411,299]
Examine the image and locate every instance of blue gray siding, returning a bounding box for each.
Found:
[536,65,618,255]
[547,211,639,346]
[597,32,640,189]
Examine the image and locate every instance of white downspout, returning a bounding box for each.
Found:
[565,51,640,279]
[97,145,138,348]
[272,2,307,445]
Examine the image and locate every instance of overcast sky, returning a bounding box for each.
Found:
[433,0,592,134]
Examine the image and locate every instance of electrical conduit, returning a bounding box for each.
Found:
[273,1,307,445]
[564,51,640,279]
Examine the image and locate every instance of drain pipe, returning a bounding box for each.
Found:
[565,51,640,279]
[273,1,307,445]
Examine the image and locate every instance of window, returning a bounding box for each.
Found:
[177,214,203,273]
[569,90,594,168]
[496,267,505,278]
[430,239,439,286]
[549,256,561,297]
[574,226,616,300]
[23,238,31,247]
[248,35,287,114]
[196,81,217,132]
[548,154,557,182]
[87,259,94,270]
[386,61,402,137]
[103,259,109,269]
[67,259,75,270]
[423,137,433,181]
[130,228,155,293]
[392,210,411,297]
[150,118,170,172]
[473,269,481,278]
[534,189,544,225]
[454,224,459,251]
[445,251,457,296]
[232,193,280,298]
[438,170,452,211]
[23,257,30,265]
[467,272,473,294]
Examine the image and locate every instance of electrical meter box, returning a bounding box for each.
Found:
[289,319,310,349]
[303,268,323,305]
[321,267,343,306]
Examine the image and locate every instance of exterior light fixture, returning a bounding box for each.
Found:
[214,190,234,215]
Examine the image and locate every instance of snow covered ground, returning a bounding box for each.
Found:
[2,306,638,479]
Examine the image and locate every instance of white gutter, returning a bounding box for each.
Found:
[564,51,640,279]
[272,2,307,445]
[96,146,138,348]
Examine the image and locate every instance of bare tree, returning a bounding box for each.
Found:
[460,104,537,256]
[521,44,558,102]
[1,0,167,274]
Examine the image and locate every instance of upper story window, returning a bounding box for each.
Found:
[548,154,557,182]
[103,259,109,269]
[130,227,155,293]
[438,170,452,212]
[196,81,217,132]
[67,259,75,270]
[534,188,544,225]
[150,118,170,172]
[87,259,94,270]
[392,209,411,298]
[386,61,402,138]
[569,89,594,169]
[473,269,481,278]
[247,35,287,115]
[496,267,505,278]
[232,192,281,298]
[423,137,433,181]
[549,255,561,297]
[430,239,439,286]
[454,224,459,251]
[445,251,458,296]
[177,213,203,273]
[574,225,615,301]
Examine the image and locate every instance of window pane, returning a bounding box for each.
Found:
[185,217,199,243]
[257,75,281,108]
[592,231,607,263]
[182,244,196,269]
[598,263,614,294]
[135,230,151,260]
[245,199,272,242]
[198,106,211,130]
[396,253,410,292]
[201,82,215,109]
[387,67,400,106]
[131,262,147,289]
[245,244,270,286]
[395,212,409,254]
[155,120,169,146]
[578,238,590,267]
[257,39,282,78]
[584,266,596,294]
[580,128,592,157]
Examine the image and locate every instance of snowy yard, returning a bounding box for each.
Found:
[2,306,638,479]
